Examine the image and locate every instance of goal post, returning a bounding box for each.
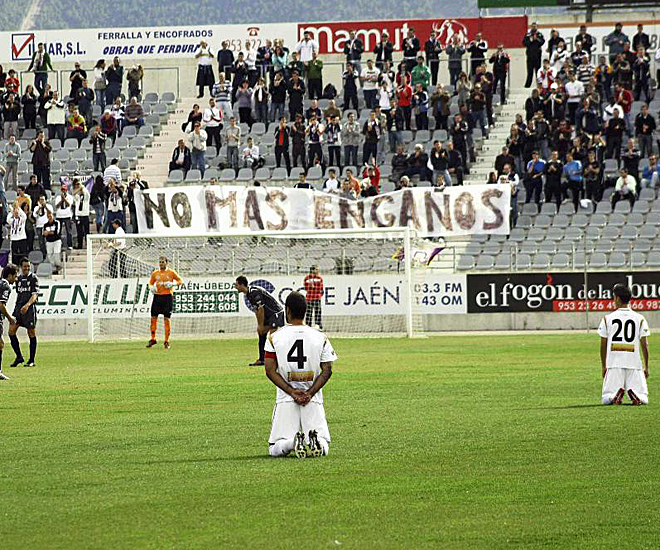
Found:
[86,228,427,342]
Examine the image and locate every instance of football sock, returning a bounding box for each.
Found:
[0,348,3,370]
[150,318,157,340]
[28,337,37,363]
[318,437,330,456]
[9,335,22,360]
[269,437,296,457]
[164,318,171,343]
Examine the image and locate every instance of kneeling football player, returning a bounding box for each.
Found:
[264,291,336,458]
[598,284,650,406]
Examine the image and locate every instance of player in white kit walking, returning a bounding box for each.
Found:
[264,291,337,458]
[598,284,650,406]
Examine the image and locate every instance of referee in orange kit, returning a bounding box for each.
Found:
[147,256,183,349]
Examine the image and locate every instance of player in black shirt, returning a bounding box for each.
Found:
[0,264,18,379]
[8,257,39,367]
[234,275,285,367]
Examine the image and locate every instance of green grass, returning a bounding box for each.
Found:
[1,334,659,549]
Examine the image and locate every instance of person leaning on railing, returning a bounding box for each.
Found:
[27,42,53,96]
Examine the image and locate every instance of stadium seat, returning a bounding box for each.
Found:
[521,203,537,216]
[647,252,660,266]
[153,103,169,122]
[63,160,79,172]
[527,228,546,242]
[531,253,550,270]
[620,226,638,240]
[167,170,184,185]
[70,149,87,161]
[613,240,632,253]
[251,122,266,135]
[613,201,631,214]
[144,92,159,105]
[475,255,494,270]
[628,213,644,227]
[608,252,627,268]
[550,253,570,269]
[551,214,569,228]
[631,252,646,268]
[36,263,53,278]
[595,202,611,214]
[639,189,655,202]
[509,228,527,242]
[121,126,137,139]
[254,167,270,181]
[558,203,575,215]
[28,250,43,264]
[534,214,551,228]
[64,138,79,151]
[589,252,607,268]
[55,149,70,162]
[381,182,396,193]
[457,255,475,271]
[307,166,323,180]
[290,167,305,180]
[516,215,532,229]
[185,169,201,183]
[236,168,253,182]
[161,92,177,110]
[465,243,482,256]
[540,203,557,216]
[633,239,652,253]
[545,228,563,241]
[203,168,221,182]
[608,213,625,227]
[515,254,531,270]
[270,168,287,181]
[633,200,650,213]
[639,225,658,239]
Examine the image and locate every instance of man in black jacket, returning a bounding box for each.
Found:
[29,131,51,190]
[574,25,595,55]
[403,29,421,73]
[217,41,235,79]
[274,117,292,174]
[467,33,488,76]
[291,114,307,168]
[374,32,393,71]
[288,72,305,119]
[169,139,191,175]
[342,64,359,111]
[523,23,545,88]
[343,31,364,75]
[424,30,442,87]
[632,24,650,54]
[447,142,464,185]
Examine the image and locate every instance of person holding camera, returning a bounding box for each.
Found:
[90,124,107,172]
[29,131,51,190]
[126,172,148,234]
[72,179,90,249]
[32,195,53,258]
[523,22,545,88]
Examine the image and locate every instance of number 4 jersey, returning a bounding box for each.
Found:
[264,325,338,404]
[597,307,650,370]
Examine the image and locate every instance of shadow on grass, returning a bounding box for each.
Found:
[134,455,271,465]
[517,403,643,410]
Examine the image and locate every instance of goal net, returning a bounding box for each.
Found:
[86,229,430,342]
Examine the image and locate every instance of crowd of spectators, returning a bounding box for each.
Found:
[490,22,660,228]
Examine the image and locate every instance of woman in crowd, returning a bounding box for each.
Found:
[21,85,38,129]
[183,103,202,133]
[93,59,107,109]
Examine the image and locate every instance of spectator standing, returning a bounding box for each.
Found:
[429,140,450,187]
[291,114,307,168]
[72,179,90,249]
[203,98,223,150]
[633,48,651,103]
[4,135,20,188]
[288,72,305,120]
[467,33,488,76]
[105,57,124,107]
[126,64,143,100]
[362,111,381,164]
[126,172,148,233]
[489,44,510,105]
[635,105,655,159]
[44,91,65,142]
[523,150,546,209]
[565,73,584,126]
[273,117,291,174]
[325,115,342,168]
[236,80,254,128]
[303,266,324,328]
[76,79,95,128]
[295,31,318,77]
[93,59,106,108]
[374,32,394,71]
[543,150,563,209]
[195,41,215,98]
[188,122,207,177]
[42,211,62,273]
[90,124,107,172]
[25,175,44,211]
[32,195,52,258]
[54,183,74,250]
[343,31,364,75]
[615,83,633,135]
[3,93,20,139]
[402,29,421,73]
[4,70,18,93]
[8,202,27,264]
[411,56,431,90]
[225,117,241,172]
[212,73,233,122]
[342,64,359,111]
[583,150,602,205]
[562,151,583,212]
[21,85,38,130]
[103,158,122,187]
[546,29,563,58]
[90,175,106,233]
[621,138,641,183]
[66,107,86,145]
[632,24,650,53]
[412,83,429,130]
[27,42,53,95]
[446,35,465,88]
[605,23,629,64]
[100,108,117,146]
[396,79,413,131]
[574,25,595,55]
[269,72,287,123]
[104,179,125,232]
[430,86,450,131]
[307,52,324,100]
[69,62,87,98]
[306,116,325,169]
[361,59,380,109]
[28,131,51,190]
[217,41,235,79]
[252,79,269,124]
[523,22,545,88]
[424,30,442,87]
[342,112,360,167]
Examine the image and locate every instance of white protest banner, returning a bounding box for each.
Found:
[1,23,297,63]
[31,274,467,319]
[135,185,510,238]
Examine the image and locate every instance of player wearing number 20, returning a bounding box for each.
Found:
[265,291,337,458]
[598,284,650,406]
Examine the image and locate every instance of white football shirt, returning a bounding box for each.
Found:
[597,307,650,370]
[265,324,337,404]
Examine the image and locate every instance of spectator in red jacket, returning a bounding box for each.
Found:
[303,265,324,329]
[362,160,381,193]
[396,81,413,131]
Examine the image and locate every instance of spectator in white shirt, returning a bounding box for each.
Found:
[195,40,215,99]
[202,98,223,151]
[54,183,74,250]
[242,137,260,169]
[296,31,318,76]
[323,169,340,193]
[109,219,127,278]
[7,202,27,264]
[104,178,125,233]
[103,158,122,186]
[360,59,381,110]
[564,72,584,126]
[188,122,208,178]
[72,179,90,249]
[32,195,53,257]
[612,168,637,209]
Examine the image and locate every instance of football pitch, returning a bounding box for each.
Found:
[1,334,659,549]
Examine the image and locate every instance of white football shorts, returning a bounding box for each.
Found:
[602,368,649,403]
[269,401,331,444]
